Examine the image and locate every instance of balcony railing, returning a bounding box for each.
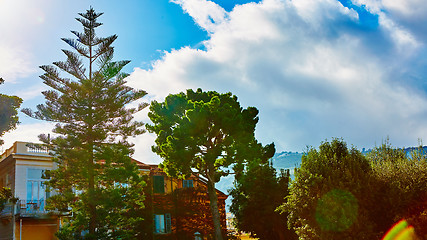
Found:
[0,200,58,218]
[19,200,49,215]
[0,202,16,218]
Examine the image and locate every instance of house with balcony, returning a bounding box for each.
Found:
[0,141,61,240]
[0,142,228,240]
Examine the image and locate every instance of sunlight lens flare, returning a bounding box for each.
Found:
[382,220,417,240]
[315,189,358,232]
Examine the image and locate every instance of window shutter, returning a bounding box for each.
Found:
[165,213,171,233]
[153,176,165,193]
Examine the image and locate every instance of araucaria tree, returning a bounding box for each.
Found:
[22,8,148,239]
[0,77,23,145]
[147,89,268,240]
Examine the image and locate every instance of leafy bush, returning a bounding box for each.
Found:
[281,139,377,239]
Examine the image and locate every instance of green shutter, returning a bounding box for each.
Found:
[153,176,165,193]
[165,213,171,233]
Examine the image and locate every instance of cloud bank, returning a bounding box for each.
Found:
[126,0,427,162]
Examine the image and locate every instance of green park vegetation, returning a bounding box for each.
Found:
[279,139,427,240]
[1,6,425,240]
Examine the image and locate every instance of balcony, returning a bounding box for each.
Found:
[0,200,64,219]
[0,202,16,218]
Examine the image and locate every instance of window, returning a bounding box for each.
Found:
[26,169,49,211]
[183,179,193,188]
[154,213,171,234]
[153,176,165,194]
[194,232,202,240]
[5,173,11,187]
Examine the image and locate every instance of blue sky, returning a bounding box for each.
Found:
[2,0,427,163]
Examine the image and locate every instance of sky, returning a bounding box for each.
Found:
[1,0,427,164]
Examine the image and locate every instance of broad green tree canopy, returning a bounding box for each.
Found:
[282,139,376,239]
[147,88,272,240]
[147,88,265,180]
[0,78,23,145]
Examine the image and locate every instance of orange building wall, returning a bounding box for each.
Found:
[16,219,59,240]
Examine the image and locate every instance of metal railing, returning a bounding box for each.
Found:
[18,200,49,215]
[0,200,51,218]
[0,202,16,218]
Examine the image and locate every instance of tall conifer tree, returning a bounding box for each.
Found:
[23,8,148,239]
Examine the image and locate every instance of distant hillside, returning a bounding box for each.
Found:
[271,151,303,178]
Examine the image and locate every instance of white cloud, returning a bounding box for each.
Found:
[0,1,52,82]
[381,0,427,19]
[131,133,163,164]
[291,0,358,25]
[170,0,228,33]
[13,86,49,101]
[0,45,36,82]
[128,0,427,154]
[1,122,55,151]
[351,0,424,52]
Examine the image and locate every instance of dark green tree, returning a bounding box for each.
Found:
[22,8,148,239]
[280,139,377,239]
[0,77,23,145]
[0,187,18,212]
[147,89,270,240]
[230,158,297,240]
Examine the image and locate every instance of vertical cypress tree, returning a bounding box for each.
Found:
[22,8,148,239]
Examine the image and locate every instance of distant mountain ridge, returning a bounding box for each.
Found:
[271,151,302,177]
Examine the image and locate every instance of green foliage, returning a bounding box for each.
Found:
[315,189,358,232]
[0,187,17,211]
[281,139,377,240]
[0,78,23,145]
[230,159,297,240]
[147,89,267,240]
[282,138,427,240]
[367,143,427,239]
[147,89,261,179]
[22,8,147,239]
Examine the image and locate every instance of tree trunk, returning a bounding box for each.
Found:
[207,179,223,240]
[88,32,96,238]
[88,142,96,238]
